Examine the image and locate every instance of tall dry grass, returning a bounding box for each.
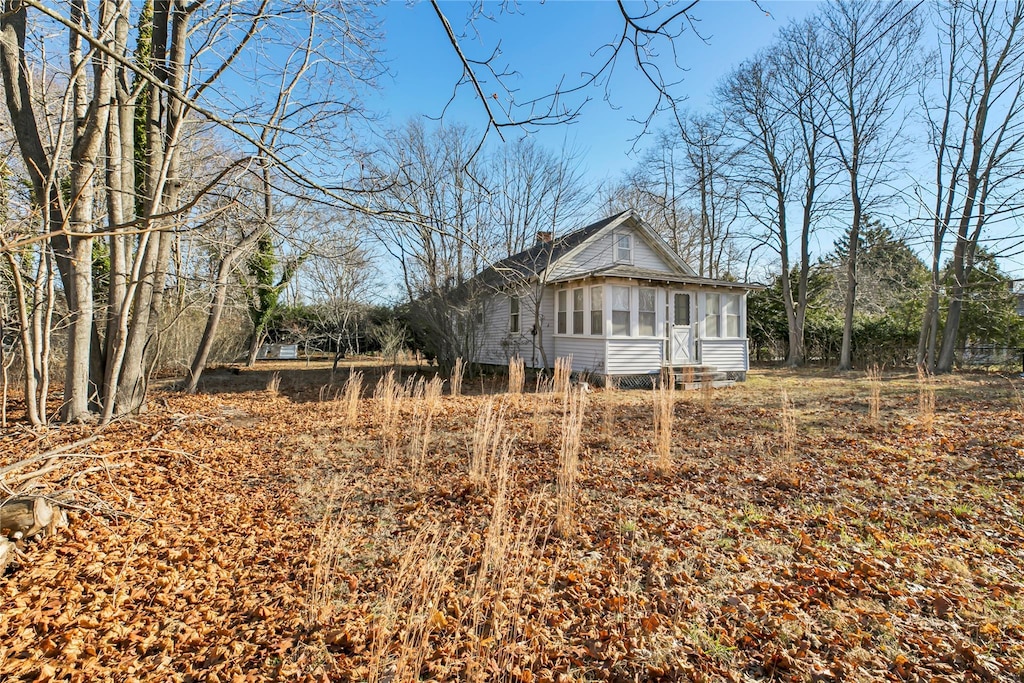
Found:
[507,356,525,394]
[342,371,363,428]
[556,386,588,536]
[553,356,572,396]
[450,357,464,397]
[374,370,405,466]
[409,376,445,474]
[866,364,882,424]
[917,365,935,429]
[700,373,714,409]
[530,392,551,443]
[366,524,459,683]
[780,389,796,460]
[266,371,281,395]
[469,398,507,489]
[652,378,675,473]
[306,486,351,627]
[602,376,617,441]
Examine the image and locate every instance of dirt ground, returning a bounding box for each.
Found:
[1,363,1023,681]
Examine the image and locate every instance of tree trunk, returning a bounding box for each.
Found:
[1,496,64,540]
[838,190,861,371]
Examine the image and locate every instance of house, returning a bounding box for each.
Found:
[468,209,759,383]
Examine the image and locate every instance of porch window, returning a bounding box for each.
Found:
[557,290,567,334]
[572,288,584,334]
[590,286,603,335]
[615,234,633,263]
[706,294,721,337]
[705,293,741,338]
[509,296,520,333]
[611,286,631,335]
[723,293,740,337]
[638,287,656,336]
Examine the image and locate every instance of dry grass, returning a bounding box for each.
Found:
[602,376,617,441]
[306,484,350,627]
[780,388,797,461]
[652,377,675,474]
[342,371,363,428]
[469,397,507,490]
[866,364,882,424]
[700,372,714,409]
[374,370,405,466]
[553,356,572,396]
[266,371,281,395]
[366,524,459,683]
[450,357,464,397]
[409,376,445,475]
[507,356,525,394]
[917,365,935,430]
[530,392,551,443]
[556,386,587,537]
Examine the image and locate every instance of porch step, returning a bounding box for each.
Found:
[671,366,732,390]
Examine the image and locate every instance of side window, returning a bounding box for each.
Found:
[557,290,567,334]
[723,293,740,337]
[509,296,520,333]
[572,288,584,335]
[590,286,603,336]
[615,233,632,263]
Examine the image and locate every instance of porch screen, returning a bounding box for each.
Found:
[573,288,585,334]
[557,291,567,334]
[612,286,631,335]
[674,293,691,326]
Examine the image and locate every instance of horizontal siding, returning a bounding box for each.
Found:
[549,224,675,280]
[699,339,749,372]
[606,338,664,375]
[476,290,534,366]
[551,337,606,374]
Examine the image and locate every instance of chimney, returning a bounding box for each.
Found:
[536,231,553,245]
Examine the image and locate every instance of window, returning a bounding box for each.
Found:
[639,287,656,336]
[723,293,740,337]
[674,293,691,326]
[615,233,632,263]
[705,293,741,338]
[590,286,603,336]
[509,296,520,333]
[612,286,631,335]
[572,288,584,334]
[476,305,484,325]
[557,290,567,334]
[706,294,721,337]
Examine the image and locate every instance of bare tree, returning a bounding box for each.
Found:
[917,0,1024,373]
[0,1,382,422]
[816,0,922,370]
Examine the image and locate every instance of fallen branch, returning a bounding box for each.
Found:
[0,434,104,478]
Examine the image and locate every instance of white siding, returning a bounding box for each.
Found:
[606,338,664,375]
[475,287,555,369]
[699,339,749,372]
[548,224,675,280]
[552,337,607,374]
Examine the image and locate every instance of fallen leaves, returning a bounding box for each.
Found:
[1,368,1023,680]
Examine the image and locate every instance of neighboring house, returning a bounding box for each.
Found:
[468,209,759,382]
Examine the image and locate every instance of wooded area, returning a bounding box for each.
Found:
[0,0,1021,426]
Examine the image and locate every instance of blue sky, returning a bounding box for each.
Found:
[373,0,821,186]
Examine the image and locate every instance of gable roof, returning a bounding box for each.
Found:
[472,211,628,288]
[470,208,760,291]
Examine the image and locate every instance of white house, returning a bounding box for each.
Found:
[468,210,759,383]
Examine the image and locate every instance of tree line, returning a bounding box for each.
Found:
[2,0,1023,426]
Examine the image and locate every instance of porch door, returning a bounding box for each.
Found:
[671,291,693,364]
